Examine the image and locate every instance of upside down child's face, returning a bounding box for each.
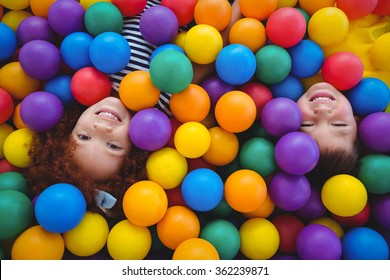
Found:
[71,97,132,181]
[297,82,358,154]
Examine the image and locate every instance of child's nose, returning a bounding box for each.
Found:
[313,106,331,115]
[94,122,113,133]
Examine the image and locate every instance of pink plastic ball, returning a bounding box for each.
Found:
[336,0,378,20]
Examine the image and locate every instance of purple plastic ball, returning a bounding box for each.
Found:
[139,6,178,46]
[20,91,64,132]
[201,75,235,108]
[129,108,172,151]
[294,186,327,220]
[260,97,302,137]
[296,224,342,260]
[274,131,319,175]
[269,171,311,211]
[372,193,390,230]
[359,112,390,153]
[18,40,61,80]
[16,16,54,45]
[48,0,85,37]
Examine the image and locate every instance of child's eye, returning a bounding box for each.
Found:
[332,123,347,127]
[107,143,123,151]
[301,123,314,127]
[77,134,91,141]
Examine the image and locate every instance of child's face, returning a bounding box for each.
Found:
[71,97,132,181]
[297,82,357,154]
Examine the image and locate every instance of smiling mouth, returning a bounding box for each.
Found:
[309,94,335,102]
[96,111,122,122]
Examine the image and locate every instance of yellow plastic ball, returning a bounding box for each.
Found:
[202,126,239,166]
[1,10,31,31]
[310,217,344,239]
[370,33,390,72]
[0,0,30,10]
[173,238,220,260]
[3,128,34,168]
[0,62,41,100]
[63,211,109,257]
[106,219,151,260]
[244,193,275,219]
[229,17,266,53]
[29,0,56,18]
[298,0,336,16]
[308,7,349,47]
[239,218,279,260]
[12,102,27,129]
[184,24,223,65]
[173,31,187,50]
[146,147,188,189]
[0,123,14,159]
[321,174,368,217]
[80,0,111,10]
[174,121,211,159]
[277,0,298,8]
[123,180,168,227]
[11,225,65,260]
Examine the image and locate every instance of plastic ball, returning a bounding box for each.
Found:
[35,183,87,233]
[63,211,109,257]
[174,121,211,158]
[274,132,319,175]
[3,128,34,168]
[224,169,267,213]
[149,50,193,93]
[44,74,76,108]
[20,91,64,132]
[119,70,160,111]
[12,103,27,129]
[266,7,306,48]
[298,0,336,16]
[261,97,302,137]
[181,168,224,212]
[215,44,257,86]
[214,90,257,133]
[272,214,304,254]
[348,78,390,116]
[84,2,123,36]
[0,172,27,195]
[11,225,65,260]
[308,7,349,47]
[123,180,168,227]
[0,61,40,100]
[201,75,235,108]
[107,219,151,260]
[239,137,277,177]
[139,5,178,46]
[239,217,280,260]
[0,124,14,159]
[202,126,239,166]
[342,227,389,260]
[243,193,275,219]
[331,202,371,230]
[358,154,390,194]
[321,174,368,217]
[372,0,390,16]
[370,33,390,72]
[173,237,219,260]
[296,224,342,260]
[0,190,33,240]
[269,171,311,211]
[239,0,278,20]
[194,0,232,31]
[150,43,185,61]
[0,88,14,125]
[0,22,17,61]
[70,67,111,106]
[16,16,54,45]
[157,205,200,250]
[288,39,324,78]
[240,82,273,117]
[47,0,85,37]
[60,32,93,71]
[229,18,266,53]
[184,24,223,65]
[146,147,188,189]
[29,0,56,18]
[277,0,298,8]
[170,84,211,123]
[337,0,378,20]
[322,52,364,91]
[372,194,390,229]
[310,216,344,238]
[0,0,30,10]
[112,0,148,17]
[358,112,390,153]
[269,75,304,101]
[161,0,196,26]
[255,44,292,84]
[1,10,32,32]
[294,186,327,220]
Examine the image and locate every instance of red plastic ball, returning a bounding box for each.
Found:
[331,203,371,229]
[0,88,14,124]
[336,0,378,20]
[272,214,305,254]
[372,0,390,16]
[70,67,111,106]
[321,52,364,91]
[240,81,273,119]
[265,7,306,48]
[162,0,196,26]
[111,0,147,16]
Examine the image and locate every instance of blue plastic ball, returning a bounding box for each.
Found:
[60,32,93,70]
[347,77,390,116]
[181,168,224,212]
[34,183,87,233]
[342,227,389,260]
[44,74,76,107]
[0,22,17,61]
[269,75,304,101]
[216,44,257,86]
[150,43,185,61]
[89,31,131,74]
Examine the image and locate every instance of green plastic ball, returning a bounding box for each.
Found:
[358,154,390,194]
[84,2,123,36]
[0,172,28,194]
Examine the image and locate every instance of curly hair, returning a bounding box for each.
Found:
[23,102,150,219]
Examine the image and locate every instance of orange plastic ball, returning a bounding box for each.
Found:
[157,205,200,250]
[123,180,168,227]
[244,193,275,219]
[194,0,232,31]
[119,70,161,111]
[229,18,266,53]
[239,0,278,20]
[172,238,220,260]
[29,0,56,17]
[214,90,257,133]
[170,83,211,123]
[298,0,336,15]
[224,169,267,213]
[12,102,26,129]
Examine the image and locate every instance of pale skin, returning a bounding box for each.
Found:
[297,82,358,154]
